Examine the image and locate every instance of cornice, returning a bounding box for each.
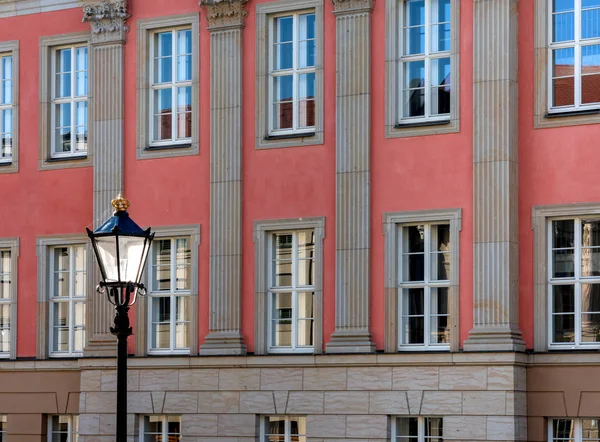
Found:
[82,0,130,44]
[199,0,248,30]
[331,0,373,15]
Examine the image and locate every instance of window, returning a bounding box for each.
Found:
[260,416,306,442]
[547,217,600,348]
[150,28,192,147]
[0,249,12,358]
[48,415,78,442]
[383,209,460,353]
[137,14,199,160]
[0,416,6,442]
[0,52,13,164]
[51,45,88,158]
[549,0,600,113]
[49,245,86,356]
[391,417,443,442]
[148,237,191,354]
[385,0,459,138]
[140,416,181,442]
[549,418,600,442]
[269,230,315,353]
[256,0,323,149]
[398,223,450,350]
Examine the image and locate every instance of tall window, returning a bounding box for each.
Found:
[0,250,11,357]
[261,416,306,442]
[548,217,600,348]
[549,0,600,111]
[0,416,6,442]
[398,223,450,350]
[269,230,315,353]
[48,415,78,442]
[49,245,86,356]
[51,45,88,158]
[391,417,443,442]
[140,416,181,442]
[0,53,12,163]
[550,419,600,442]
[399,0,451,122]
[269,11,316,135]
[150,28,192,146]
[149,238,191,353]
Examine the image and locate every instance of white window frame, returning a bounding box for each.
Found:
[48,244,86,357]
[547,0,600,114]
[397,0,452,124]
[47,415,78,442]
[147,236,192,355]
[268,9,317,137]
[0,51,13,164]
[548,418,600,442]
[0,239,18,360]
[139,415,181,442]
[260,416,306,442]
[148,26,193,147]
[391,416,443,442]
[397,222,451,351]
[546,216,600,349]
[50,44,88,159]
[267,229,315,354]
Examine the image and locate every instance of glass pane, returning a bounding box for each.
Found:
[177,29,192,56]
[403,88,425,118]
[298,231,314,258]
[176,237,190,264]
[177,29,192,81]
[275,16,293,43]
[582,419,600,439]
[272,320,292,346]
[74,326,84,352]
[267,416,285,435]
[1,108,11,137]
[154,88,173,141]
[175,321,189,348]
[1,55,11,81]
[402,288,424,344]
[431,23,451,53]
[74,271,86,297]
[404,60,425,90]
[176,87,192,139]
[298,73,315,101]
[553,76,575,107]
[167,416,181,435]
[404,225,425,253]
[582,74,600,104]
[554,284,575,313]
[554,219,575,248]
[54,270,70,298]
[0,304,10,330]
[404,24,425,55]
[298,259,314,286]
[396,417,419,436]
[54,247,69,271]
[553,418,575,438]
[177,85,192,114]
[152,296,171,322]
[298,292,313,319]
[55,101,71,129]
[290,416,306,435]
[152,297,170,349]
[155,31,173,83]
[426,417,443,438]
[74,302,85,326]
[144,416,162,438]
[582,313,600,342]
[299,13,316,68]
[431,287,449,344]
[75,47,88,96]
[299,99,315,128]
[76,101,87,131]
[583,7,600,39]
[273,76,293,130]
[272,292,292,320]
[297,319,314,347]
[274,15,293,70]
[176,295,190,322]
[404,0,425,55]
[553,11,575,42]
[273,234,292,286]
[553,47,575,78]
[554,0,574,12]
[431,58,451,115]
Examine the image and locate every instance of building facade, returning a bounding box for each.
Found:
[0,0,597,441]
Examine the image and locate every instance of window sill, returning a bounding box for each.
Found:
[545,108,600,119]
[264,132,316,141]
[46,154,88,163]
[144,143,193,152]
[395,119,451,129]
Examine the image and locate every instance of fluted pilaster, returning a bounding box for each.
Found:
[464,0,525,352]
[326,0,375,354]
[199,0,247,355]
[82,0,128,356]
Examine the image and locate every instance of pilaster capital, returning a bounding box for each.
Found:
[199,0,249,30]
[331,0,373,15]
[82,0,130,44]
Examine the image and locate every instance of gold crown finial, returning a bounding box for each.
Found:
[111,194,130,212]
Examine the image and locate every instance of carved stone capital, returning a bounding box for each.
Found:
[331,0,373,15]
[199,0,248,30]
[82,1,130,44]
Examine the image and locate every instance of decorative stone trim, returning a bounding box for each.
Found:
[82,1,130,44]
[38,32,93,171]
[331,0,373,14]
[199,0,248,30]
[36,235,92,360]
[0,40,18,174]
[382,209,461,353]
[253,217,326,355]
[255,0,325,149]
[0,238,18,360]
[0,0,83,18]
[136,13,200,160]
[134,224,201,357]
[385,0,460,138]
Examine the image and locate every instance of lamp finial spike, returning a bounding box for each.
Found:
[111,194,130,212]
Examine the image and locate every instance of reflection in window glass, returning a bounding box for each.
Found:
[262,416,306,442]
[48,415,78,442]
[393,417,443,442]
[142,415,181,442]
[0,250,10,356]
[0,53,13,162]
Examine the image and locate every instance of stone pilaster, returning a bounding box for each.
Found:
[82,0,128,357]
[464,0,525,352]
[325,0,375,354]
[199,0,247,355]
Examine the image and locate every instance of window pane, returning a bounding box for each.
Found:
[553,418,575,439]
[403,226,425,282]
[583,6,600,39]
[426,417,443,438]
[55,102,72,153]
[299,73,316,128]
[151,296,171,349]
[177,29,192,81]
[155,31,173,83]
[404,0,425,55]
[431,287,449,344]
[554,219,575,248]
[431,58,451,115]
[274,16,293,70]
[273,75,293,130]
[402,288,425,344]
[553,285,575,343]
[290,416,306,435]
[272,292,292,346]
[431,0,451,52]
[167,416,181,435]
[75,47,88,97]
[1,55,11,80]
[582,419,600,439]
[0,304,10,352]
[553,11,575,42]
[299,13,316,68]
[396,417,418,436]
[267,416,286,435]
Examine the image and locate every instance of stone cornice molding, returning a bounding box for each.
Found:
[82,0,129,44]
[199,0,248,30]
[331,0,373,15]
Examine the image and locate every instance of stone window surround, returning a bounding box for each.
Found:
[534,0,600,129]
[255,0,324,150]
[253,217,325,355]
[135,224,200,357]
[532,202,600,352]
[383,208,461,353]
[136,13,200,160]
[36,234,92,360]
[0,40,18,174]
[385,0,460,138]
[0,237,18,360]
[390,416,443,441]
[39,32,92,171]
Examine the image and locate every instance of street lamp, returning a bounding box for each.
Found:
[87,194,154,442]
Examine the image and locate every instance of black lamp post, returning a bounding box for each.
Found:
[87,195,154,442]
